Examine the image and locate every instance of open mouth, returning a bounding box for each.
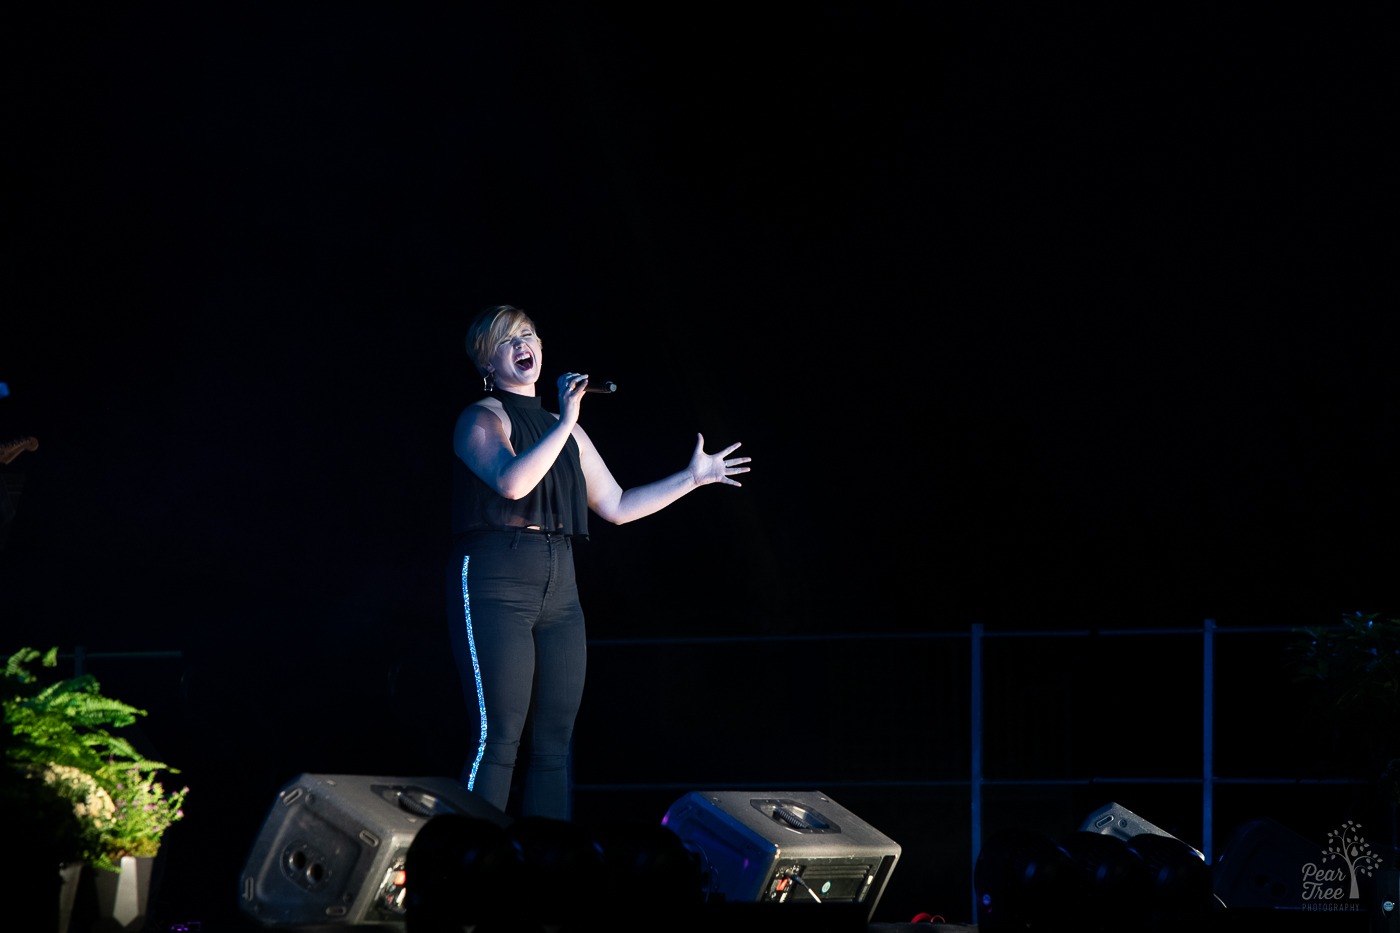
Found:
[514,353,535,373]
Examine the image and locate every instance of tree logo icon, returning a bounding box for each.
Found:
[1302,821,1382,905]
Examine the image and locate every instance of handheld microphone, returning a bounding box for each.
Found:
[585,381,617,394]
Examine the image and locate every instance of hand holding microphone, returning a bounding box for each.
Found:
[559,373,617,397]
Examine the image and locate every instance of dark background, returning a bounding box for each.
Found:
[4,2,1398,928]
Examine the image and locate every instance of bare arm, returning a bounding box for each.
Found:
[453,399,579,500]
[576,428,751,525]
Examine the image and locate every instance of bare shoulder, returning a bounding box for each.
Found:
[470,396,506,421]
[456,398,510,440]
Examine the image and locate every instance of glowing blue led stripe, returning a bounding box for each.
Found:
[461,555,487,791]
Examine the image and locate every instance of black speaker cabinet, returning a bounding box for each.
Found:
[1212,817,1323,910]
[1079,801,1205,860]
[661,790,901,923]
[238,773,510,928]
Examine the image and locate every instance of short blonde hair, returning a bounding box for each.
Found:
[465,304,539,376]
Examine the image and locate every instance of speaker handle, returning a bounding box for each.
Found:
[397,788,461,818]
[761,799,836,833]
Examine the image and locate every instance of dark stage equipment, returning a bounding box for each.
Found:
[660,790,901,924]
[1058,831,1151,932]
[1077,801,1214,923]
[403,813,710,931]
[976,804,1217,933]
[974,827,1079,933]
[1375,868,1400,933]
[238,773,509,928]
[1078,800,1205,860]
[402,812,526,932]
[1213,817,1332,910]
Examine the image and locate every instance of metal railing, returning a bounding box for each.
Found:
[587,618,1367,920]
[56,624,1366,921]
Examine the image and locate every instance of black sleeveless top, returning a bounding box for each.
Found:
[451,389,590,539]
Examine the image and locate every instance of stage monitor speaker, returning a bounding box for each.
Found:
[661,790,901,924]
[1079,801,1205,861]
[1212,817,1323,910]
[238,772,510,928]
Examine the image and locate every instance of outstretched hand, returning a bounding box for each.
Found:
[689,433,750,487]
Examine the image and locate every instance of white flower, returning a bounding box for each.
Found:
[42,763,117,828]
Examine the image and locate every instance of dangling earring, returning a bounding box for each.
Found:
[483,371,495,393]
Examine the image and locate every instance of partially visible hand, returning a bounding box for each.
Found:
[557,372,587,421]
[689,433,750,487]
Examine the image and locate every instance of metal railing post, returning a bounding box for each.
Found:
[1203,617,1215,863]
[970,622,984,922]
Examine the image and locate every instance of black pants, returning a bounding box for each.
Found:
[447,529,586,820]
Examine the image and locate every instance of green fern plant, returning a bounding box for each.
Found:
[1288,611,1400,799]
[3,646,188,871]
